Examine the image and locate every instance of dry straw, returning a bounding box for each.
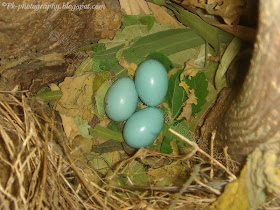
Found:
[0,94,236,209]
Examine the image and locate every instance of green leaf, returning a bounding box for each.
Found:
[90,45,123,73]
[168,47,199,67]
[161,126,173,153]
[114,161,150,185]
[118,161,150,185]
[91,140,123,153]
[92,28,205,77]
[91,44,123,60]
[122,28,205,65]
[98,22,179,52]
[76,43,106,52]
[166,2,220,55]
[166,69,186,120]
[204,62,219,86]
[107,121,123,132]
[90,27,232,77]
[73,116,92,139]
[122,14,155,31]
[147,52,174,71]
[92,43,106,52]
[86,150,127,175]
[187,63,219,132]
[37,89,62,102]
[37,87,50,95]
[95,81,111,119]
[99,22,180,49]
[148,143,161,150]
[147,0,166,6]
[161,121,191,154]
[89,125,124,142]
[218,30,234,44]
[215,37,242,91]
[92,74,106,94]
[185,72,209,115]
[129,162,150,184]
[75,57,94,75]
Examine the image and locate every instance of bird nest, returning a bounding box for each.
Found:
[0,92,242,209]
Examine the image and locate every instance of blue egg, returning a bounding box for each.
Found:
[135,59,168,106]
[123,107,164,148]
[105,77,138,122]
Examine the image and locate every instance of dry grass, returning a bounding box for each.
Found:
[4,93,264,209]
[1,93,278,209]
[0,93,222,209]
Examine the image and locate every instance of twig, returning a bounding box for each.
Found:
[108,148,147,181]
[194,178,221,195]
[0,191,9,210]
[0,184,18,209]
[169,165,200,210]
[223,146,229,170]
[0,90,28,93]
[37,124,49,210]
[63,144,111,210]
[59,170,89,210]
[169,129,237,180]
[183,146,198,160]
[210,130,216,179]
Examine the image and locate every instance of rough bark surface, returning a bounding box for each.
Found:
[0,0,121,58]
[0,0,121,93]
[0,53,81,94]
[200,0,280,163]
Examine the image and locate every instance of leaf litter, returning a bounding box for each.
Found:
[29,1,248,209]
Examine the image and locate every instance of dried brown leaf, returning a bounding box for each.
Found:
[181,0,246,25]
[60,114,80,140]
[147,2,179,26]
[87,151,126,175]
[119,0,152,15]
[116,41,138,76]
[177,86,197,120]
[179,81,190,93]
[55,73,95,121]
[71,135,93,154]
[168,67,181,78]
[180,68,199,80]
[177,103,192,121]
[49,83,60,91]
[98,116,110,127]
[148,161,190,186]
[119,58,138,77]
[186,89,198,105]
[170,139,179,155]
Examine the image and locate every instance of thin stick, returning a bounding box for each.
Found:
[194,178,221,195]
[169,129,237,180]
[59,170,89,210]
[0,191,9,210]
[223,146,230,170]
[108,148,146,181]
[169,165,200,210]
[63,147,111,210]
[37,124,49,210]
[0,90,28,93]
[210,130,216,179]
[183,147,198,160]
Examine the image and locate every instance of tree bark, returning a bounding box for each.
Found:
[0,0,121,95]
[0,0,121,58]
[200,0,280,164]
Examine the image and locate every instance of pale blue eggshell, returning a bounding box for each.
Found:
[135,59,168,106]
[105,77,138,122]
[123,107,164,148]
